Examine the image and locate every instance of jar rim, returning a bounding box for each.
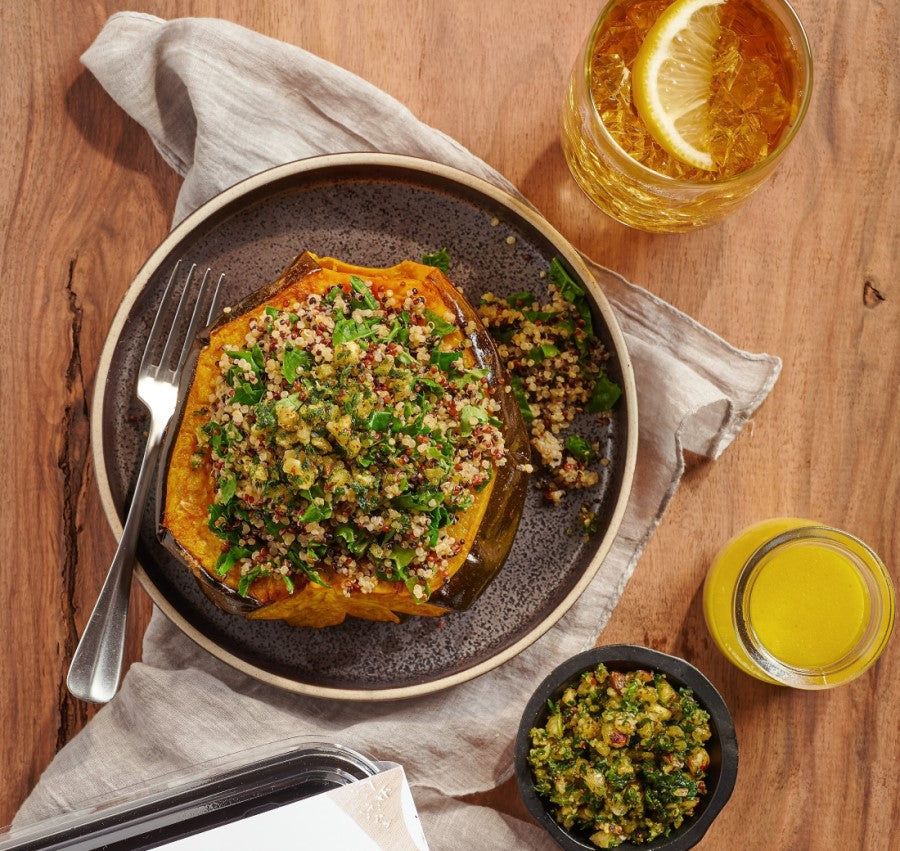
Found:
[731,525,895,688]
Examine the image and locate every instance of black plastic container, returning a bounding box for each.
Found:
[1,738,383,850]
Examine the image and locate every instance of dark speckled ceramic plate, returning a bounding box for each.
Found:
[92,154,637,700]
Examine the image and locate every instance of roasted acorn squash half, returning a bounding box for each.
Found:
[157,251,529,627]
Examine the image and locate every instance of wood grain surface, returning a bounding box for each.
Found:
[1,1,896,847]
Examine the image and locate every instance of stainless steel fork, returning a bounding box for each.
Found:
[67,262,224,703]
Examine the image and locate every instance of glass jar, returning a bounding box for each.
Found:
[703,518,895,688]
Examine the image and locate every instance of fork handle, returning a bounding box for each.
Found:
[66,429,163,703]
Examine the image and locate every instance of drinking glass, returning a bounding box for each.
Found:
[561,0,813,232]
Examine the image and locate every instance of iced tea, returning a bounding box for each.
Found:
[562,0,812,231]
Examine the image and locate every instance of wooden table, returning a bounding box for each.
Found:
[2,1,896,847]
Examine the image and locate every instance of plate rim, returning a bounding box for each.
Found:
[90,152,639,701]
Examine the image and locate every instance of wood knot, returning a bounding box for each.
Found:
[863,278,885,308]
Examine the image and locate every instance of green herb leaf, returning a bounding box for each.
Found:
[423,309,456,337]
[298,486,333,523]
[207,501,231,533]
[388,547,416,569]
[275,392,301,413]
[395,310,411,345]
[510,376,534,423]
[301,558,330,587]
[225,345,265,373]
[426,506,451,547]
[282,347,312,384]
[549,257,594,338]
[254,401,276,429]
[422,247,450,273]
[399,410,429,437]
[333,318,378,346]
[526,343,560,365]
[430,350,462,371]
[449,367,489,389]
[564,434,596,464]
[507,291,535,308]
[393,488,444,511]
[365,410,394,431]
[521,309,555,322]
[286,548,330,587]
[490,325,517,343]
[299,502,331,523]
[280,573,295,594]
[575,300,594,340]
[265,305,281,318]
[459,405,501,435]
[232,380,265,406]
[349,275,379,310]
[223,364,244,387]
[474,468,493,491]
[238,567,269,597]
[218,473,237,503]
[307,542,327,560]
[585,372,622,413]
[214,545,250,577]
[548,257,584,302]
[335,523,356,548]
[201,422,242,456]
[418,376,446,395]
[226,346,262,376]
[335,523,370,555]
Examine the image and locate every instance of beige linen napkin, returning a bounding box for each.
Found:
[14,13,779,849]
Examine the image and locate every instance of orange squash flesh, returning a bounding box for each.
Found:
[159,251,527,628]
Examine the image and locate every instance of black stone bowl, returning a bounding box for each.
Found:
[514,645,738,850]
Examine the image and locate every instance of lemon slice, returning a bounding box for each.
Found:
[632,0,724,171]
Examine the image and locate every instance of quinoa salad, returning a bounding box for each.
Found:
[194,271,508,603]
[477,258,621,505]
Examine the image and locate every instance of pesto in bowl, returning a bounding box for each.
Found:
[527,664,711,847]
[515,645,738,851]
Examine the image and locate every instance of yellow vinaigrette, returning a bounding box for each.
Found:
[703,519,895,688]
[748,543,868,668]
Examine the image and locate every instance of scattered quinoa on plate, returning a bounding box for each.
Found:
[477,258,622,504]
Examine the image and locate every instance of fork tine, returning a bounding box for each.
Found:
[206,273,226,325]
[139,260,183,373]
[154,263,197,376]
[174,269,213,377]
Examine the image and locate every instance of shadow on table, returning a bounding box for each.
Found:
[64,69,181,214]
